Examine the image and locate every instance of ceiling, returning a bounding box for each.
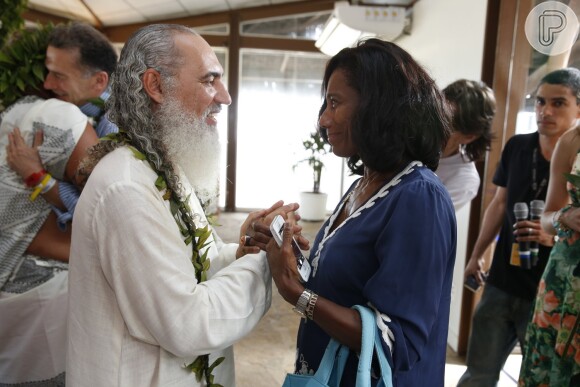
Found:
[27,0,315,27]
[26,1,420,28]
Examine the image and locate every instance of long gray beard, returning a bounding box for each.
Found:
[157,96,221,210]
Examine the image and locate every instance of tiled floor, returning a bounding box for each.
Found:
[214,212,521,387]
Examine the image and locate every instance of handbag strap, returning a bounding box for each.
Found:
[311,305,394,386]
[313,335,346,383]
[353,305,393,387]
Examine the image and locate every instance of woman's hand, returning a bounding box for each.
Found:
[266,221,305,303]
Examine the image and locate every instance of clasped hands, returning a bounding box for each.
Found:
[235,200,309,259]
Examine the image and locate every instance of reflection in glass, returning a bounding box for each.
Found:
[241,12,331,40]
[515,0,579,135]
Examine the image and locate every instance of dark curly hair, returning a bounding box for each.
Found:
[48,21,117,77]
[317,38,452,174]
[443,79,496,162]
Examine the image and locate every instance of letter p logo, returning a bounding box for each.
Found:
[526,1,579,56]
[539,10,567,46]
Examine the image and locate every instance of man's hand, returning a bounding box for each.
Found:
[236,200,309,258]
[6,128,44,181]
[464,255,486,285]
[513,219,554,247]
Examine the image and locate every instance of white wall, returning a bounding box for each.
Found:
[397,0,489,351]
[397,0,489,89]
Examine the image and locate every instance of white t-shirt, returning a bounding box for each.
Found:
[436,152,480,211]
[67,147,272,386]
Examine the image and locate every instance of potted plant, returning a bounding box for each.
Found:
[294,131,332,221]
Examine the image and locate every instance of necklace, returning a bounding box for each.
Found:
[102,131,223,385]
[344,171,386,214]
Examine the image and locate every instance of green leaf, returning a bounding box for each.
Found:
[207,215,220,227]
[16,78,25,91]
[0,52,14,64]
[32,63,45,81]
[155,175,167,190]
[184,355,207,382]
[208,357,225,373]
[100,132,119,142]
[197,232,211,248]
[86,97,105,109]
[129,146,146,160]
[169,199,179,217]
[200,241,211,251]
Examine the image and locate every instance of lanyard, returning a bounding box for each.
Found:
[532,147,548,199]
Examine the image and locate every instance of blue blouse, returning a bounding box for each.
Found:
[295,162,457,386]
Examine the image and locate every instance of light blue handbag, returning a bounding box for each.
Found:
[282,305,393,387]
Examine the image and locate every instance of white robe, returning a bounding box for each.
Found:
[66,147,272,386]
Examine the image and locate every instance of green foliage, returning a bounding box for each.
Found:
[0,0,28,47]
[294,131,332,193]
[185,354,225,387]
[0,22,54,109]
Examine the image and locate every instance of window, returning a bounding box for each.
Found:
[235,48,352,210]
[240,11,330,40]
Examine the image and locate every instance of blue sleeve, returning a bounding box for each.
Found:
[363,180,456,371]
[95,115,118,138]
[52,181,80,230]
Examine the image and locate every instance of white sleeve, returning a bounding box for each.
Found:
[93,180,271,357]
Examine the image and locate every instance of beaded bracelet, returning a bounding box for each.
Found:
[24,169,47,188]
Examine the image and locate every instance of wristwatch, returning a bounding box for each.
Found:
[293,289,312,318]
[306,292,318,320]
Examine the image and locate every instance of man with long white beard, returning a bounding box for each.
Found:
[66,24,302,386]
